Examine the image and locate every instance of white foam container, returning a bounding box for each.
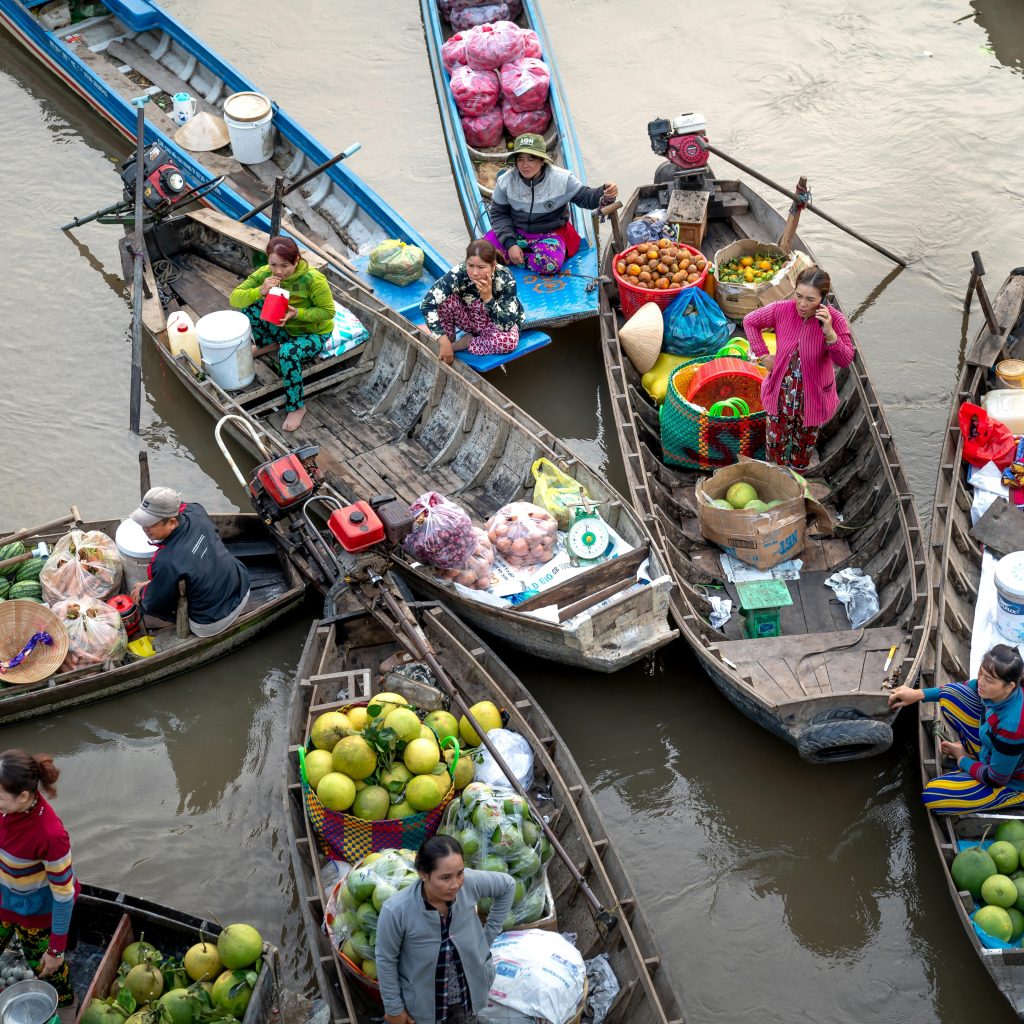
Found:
[115,519,159,591]
[196,310,255,391]
[995,551,1024,643]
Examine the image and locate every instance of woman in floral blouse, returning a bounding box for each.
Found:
[420,240,525,365]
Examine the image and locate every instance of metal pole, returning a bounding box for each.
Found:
[128,97,149,435]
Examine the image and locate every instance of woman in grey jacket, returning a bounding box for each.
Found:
[376,835,516,1024]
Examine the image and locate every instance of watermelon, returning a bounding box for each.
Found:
[0,581,9,601]
[0,542,26,577]
[13,558,45,584]
[8,582,43,602]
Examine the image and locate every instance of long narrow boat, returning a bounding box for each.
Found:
[0,512,304,724]
[70,883,279,1024]
[0,0,445,321]
[598,180,930,760]
[418,0,599,328]
[130,206,676,672]
[920,266,1024,1013]
[283,600,686,1024]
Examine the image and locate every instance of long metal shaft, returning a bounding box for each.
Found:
[128,99,147,435]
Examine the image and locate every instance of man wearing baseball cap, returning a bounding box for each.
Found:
[129,487,250,637]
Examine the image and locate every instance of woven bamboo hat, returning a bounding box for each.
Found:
[0,600,69,685]
[174,111,230,152]
[619,301,664,373]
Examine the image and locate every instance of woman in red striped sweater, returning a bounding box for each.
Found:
[0,751,78,1015]
[742,266,855,471]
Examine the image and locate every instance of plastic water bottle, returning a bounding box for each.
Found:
[167,310,201,367]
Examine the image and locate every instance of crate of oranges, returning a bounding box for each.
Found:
[712,239,804,320]
[613,239,710,319]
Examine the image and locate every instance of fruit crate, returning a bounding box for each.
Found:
[666,188,710,249]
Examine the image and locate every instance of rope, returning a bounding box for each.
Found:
[830,498,898,533]
[789,187,812,216]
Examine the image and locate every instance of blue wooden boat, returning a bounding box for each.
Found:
[419,0,600,329]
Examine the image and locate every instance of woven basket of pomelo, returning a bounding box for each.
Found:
[613,240,709,320]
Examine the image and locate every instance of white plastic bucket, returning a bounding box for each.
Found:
[196,310,255,390]
[223,91,275,164]
[995,551,1024,643]
[115,519,158,591]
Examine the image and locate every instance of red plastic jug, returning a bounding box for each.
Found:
[260,287,290,326]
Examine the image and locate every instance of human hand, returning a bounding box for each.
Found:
[508,244,525,267]
[940,739,966,762]
[260,275,281,297]
[438,335,455,366]
[282,306,297,323]
[384,1012,414,1024]
[758,353,775,373]
[130,581,147,604]
[38,951,63,978]
[602,182,619,203]
[887,685,923,710]
[815,303,836,341]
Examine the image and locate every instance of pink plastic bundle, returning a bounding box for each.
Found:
[451,2,509,30]
[487,501,558,568]
[404,491,477,569]
[520,27,542,59]
[461,107,505,148]
[51,596,128,672]
[502,100,551,136]
[433,528,495,591]
[499,57,550,112]
[465,21,524,71]
[450,65,500,116]
[442,32,468,72]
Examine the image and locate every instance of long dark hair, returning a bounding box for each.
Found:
[982,644,1024,688]
[416,834,463,875]
[0,750,60,799]
[795,265,831,300]
[466,238,506,268]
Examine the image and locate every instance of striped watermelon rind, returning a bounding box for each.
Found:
[7,582,43,601]
[13,558,45,584]
[0,581,9,600]
[0,542,27,578]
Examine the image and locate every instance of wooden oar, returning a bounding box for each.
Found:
[279,216,375,296]
[128,96,149,435]
[0,509,81,549]
[697,140,907,267]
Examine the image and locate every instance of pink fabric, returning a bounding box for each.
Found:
[437,293,519,355]
[742,299,855,427]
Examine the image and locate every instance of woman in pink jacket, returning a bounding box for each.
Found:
[742,266,855,471]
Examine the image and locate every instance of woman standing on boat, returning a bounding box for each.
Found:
[889,644,1024,814]
[421,239,525,365]
[375,834,515,1024]
[484,134,617,276]
[0,751,78,1018]
[229,236,334,433]
[742,266,854,471]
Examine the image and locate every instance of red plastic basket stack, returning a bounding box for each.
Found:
[613,242,709,320]
[686,357,767,411]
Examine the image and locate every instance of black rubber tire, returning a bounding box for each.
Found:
[797,718,893,764]
[653,161,677,185]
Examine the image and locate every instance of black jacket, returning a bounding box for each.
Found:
[141,503,250,625]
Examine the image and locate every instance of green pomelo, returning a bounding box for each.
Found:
[346,867,377,903]
[491,822,525,854]
[975,905,1013,942]
[477,897,493,914]
[742,499,770,512]
[303,749,334,791]
[341,911,358,935]
[539,836,553,864]
[332,736,377,781]
[1013,876,1024,911]
[310,711,354,751]
[380,764,412,792]
[709,499,734,510]
[521,820,539,847]
[424,710,459,743]
[766,499,784,509]
[355,902,378,932]
[386,707,422,743]
[211,971,252,1017]
[122,941,161,968]
[982,874,1018,909]
[996,820,1024,845]
[990,841,1019,875]
[216,923,263,970]
[340,885,360,912]
[340,940,359,967]
[506,846,542,881]
[367,692,408,722]
[403,738,440,775]
[950,845,998,898]
[480,854,507,873]
[502,795,527,818]
[461,782,493,812]
[349,930,374,960]
[1010,908,1024,941]
[512,880,526,905]
[158,990,198,1024]
[444,749,476,791]
[458,700,501,747]
[352,785,391,821]
[419,725,435,740]
[125,964,164,1004]
[406,775,442,812]
[387,800,416,819]
[372,882,398,912]
[457,828,481,858]
[431,763,453,798]
[81,1001,127,1024]
[317,772,356,812]
[123,1011,154,1024]
[725,482,758,509]
[471,802,503,833]
[361,959,378,981]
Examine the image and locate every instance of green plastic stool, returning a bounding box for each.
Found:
[735,579,792,639]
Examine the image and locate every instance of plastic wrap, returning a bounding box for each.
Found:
[51,596,128,671]
[663,286,732,357]
[465,21,524,70]
[475,728,534,789]
[433,527,495,590]
[499,57,550,113]
[626,211,677,246]
[404,492,477,569]
[461,107,505,148]
[40,530,123,604]
[486,502,558,567]
[367,240,425,287]
[520,27,542,58]
[531,458,586,530]
[438,782,552,926]
[501,100,551,136]
[825,568,879,629]
[441,31,468,72]
[451,2,510,31]
[450,65,501,116]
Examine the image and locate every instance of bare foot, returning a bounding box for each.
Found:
[282,408,306,433]
[251,343,259,356]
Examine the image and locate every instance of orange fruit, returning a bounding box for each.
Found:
[627,264,641,277]
[616,261,626,275]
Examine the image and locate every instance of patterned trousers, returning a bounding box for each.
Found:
[243,305,328,412]
[921,681,1024,815]
[435,294,519,356]
[483,228,567,276]
[765,357,819,471]
[0,921,74,1004]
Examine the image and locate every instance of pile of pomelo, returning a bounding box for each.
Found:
[81,923,265,1024]
[305,692,504,820]
[707,481,785,514]
[950,820,1024,943]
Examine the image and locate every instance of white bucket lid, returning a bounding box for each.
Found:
[196,309,251,344]
[995,551,1024,599]
[115,519,159,558]
[224,91,272,122]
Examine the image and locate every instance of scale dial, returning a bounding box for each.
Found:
[566,515,611,562]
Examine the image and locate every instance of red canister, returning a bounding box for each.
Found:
[260,287,290,326]
[107,594,143,638]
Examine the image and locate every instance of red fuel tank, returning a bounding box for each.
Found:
[329,501,386,552]
[253,455,315,509]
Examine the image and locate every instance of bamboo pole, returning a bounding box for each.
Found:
[128,97,149,434]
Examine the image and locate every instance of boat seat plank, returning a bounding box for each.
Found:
[715,624,907,670]
[106,38,222,118]
[749,658,803,703]
[515,547,650,612]
[797,571,849,633]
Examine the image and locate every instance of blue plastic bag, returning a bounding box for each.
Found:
[663,286,732,357]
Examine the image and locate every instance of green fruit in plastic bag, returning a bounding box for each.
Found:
[480,854,507,873]
[356,903,378,933]
[506,846,541,881]
[347,868,377,903]
[490,822,525,854]
[457,828,481,858]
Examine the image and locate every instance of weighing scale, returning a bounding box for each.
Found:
[565,499,612,567]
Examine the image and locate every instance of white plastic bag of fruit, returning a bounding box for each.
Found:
[40,529,123,604]
[50,596,127,671]
[433,527,495,591]
[486,502,558,567]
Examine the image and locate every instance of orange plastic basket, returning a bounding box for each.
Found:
[613,242,709,320]
[685,356,767,411]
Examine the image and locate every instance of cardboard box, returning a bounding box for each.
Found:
[712,240,808,321]
[696,461,807,568]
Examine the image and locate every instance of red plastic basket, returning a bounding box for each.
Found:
[685,356,767,411]
[613,242,709,320]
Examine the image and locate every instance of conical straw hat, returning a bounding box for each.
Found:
[0,600,69,684]
[175,111,230,152]
[619,301,663,373]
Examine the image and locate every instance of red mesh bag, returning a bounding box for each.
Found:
[465,20,524,70]
[450,65,500,116]
[499,57,550,113]
[520,28,542,59]
[502,100,551,136]
[462,108,505,148]
[442,32,468,72]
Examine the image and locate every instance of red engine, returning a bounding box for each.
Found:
[648,112,709,169]
[119,144,189,212]
[247,447,321,522]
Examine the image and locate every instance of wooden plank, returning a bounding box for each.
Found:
[185,209,326,269]
[969,498,1024,559]
[795,571,845,635]
[515,546,650,612]
[750,658,802,703]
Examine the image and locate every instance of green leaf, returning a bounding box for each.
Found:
[367,703,383,718]
[244,971,258,987]
[116,989,137,1014]
[227,975,251,1000]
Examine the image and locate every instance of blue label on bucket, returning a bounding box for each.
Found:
[997,592,1024,642]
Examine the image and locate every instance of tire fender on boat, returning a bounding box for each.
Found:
[796,708,893,764]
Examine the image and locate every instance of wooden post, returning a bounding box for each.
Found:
[966,250,1000,335]
[175,580,189,639]
[778,176,808,253]
[138,450,151,501]
[128,97,149,435]
[602,201,625,255]
[269,175,285,238]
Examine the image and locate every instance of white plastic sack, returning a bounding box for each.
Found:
[476,727,534,790]
[825,568,879,629]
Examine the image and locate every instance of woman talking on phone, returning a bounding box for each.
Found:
[741,266,855,471]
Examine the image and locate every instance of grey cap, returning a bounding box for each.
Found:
[131,486,183,527]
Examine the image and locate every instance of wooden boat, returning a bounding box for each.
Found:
[0,512,304,724]
[920,265,1024,1013]
[283,599,686,1024]
[69,883,279,1024]
[418,0,600,329]
[598,180,930,760]
[130,205,677,672]
[0,0,447,322]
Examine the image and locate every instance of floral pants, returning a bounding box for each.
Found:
[243,305,328,412]
[0,921,74,1004]
[435,294,519,356]
[765,357,819,471]
[483,228,567,276]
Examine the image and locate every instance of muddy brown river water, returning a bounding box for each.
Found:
[4,1,1024,1020]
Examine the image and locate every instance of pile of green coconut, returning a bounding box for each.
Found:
[950,820,1024,944]
[81,924,264,1024]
